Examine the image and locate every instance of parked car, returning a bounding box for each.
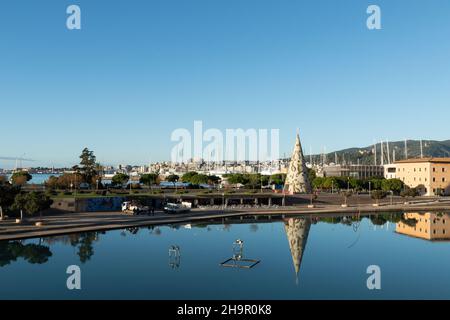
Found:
[122,201,149,215]
[163,202,191,214]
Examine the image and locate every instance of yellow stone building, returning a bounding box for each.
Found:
[396,212,450,241]
[394,157,450,196]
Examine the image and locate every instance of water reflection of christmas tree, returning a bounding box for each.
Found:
[284,218,311,283]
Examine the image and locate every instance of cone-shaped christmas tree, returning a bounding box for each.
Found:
[285,132,312,194]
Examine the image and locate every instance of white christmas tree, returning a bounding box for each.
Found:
[285,132,312,194]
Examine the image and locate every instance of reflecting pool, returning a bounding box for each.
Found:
[1,211,450,299]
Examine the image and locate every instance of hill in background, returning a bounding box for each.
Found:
[306,140,450,165]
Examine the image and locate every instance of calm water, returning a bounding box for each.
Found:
[1,211,450,300]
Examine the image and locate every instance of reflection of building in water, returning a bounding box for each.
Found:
[396,212,450,241]
[284,218,311,280]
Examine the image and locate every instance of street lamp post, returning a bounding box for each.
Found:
[222,192,225,211]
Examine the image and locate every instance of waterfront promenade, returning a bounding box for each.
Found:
[1,198,450,241]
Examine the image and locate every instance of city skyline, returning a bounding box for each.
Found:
[1,0,450,168]
[1,136,450,170]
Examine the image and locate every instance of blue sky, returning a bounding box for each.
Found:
[1,0,449,168]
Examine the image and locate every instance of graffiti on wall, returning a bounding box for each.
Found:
[83,197,125,212]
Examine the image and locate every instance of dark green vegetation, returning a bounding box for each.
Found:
[166,174,180,184]
[312,177,405,194]
[0,181,20,212]
[181,172,221,186]
[0,176,52,217]
[10,171,32,186]
[11,192,53,217]
[222,173,286,189]
[111,173,130,187]
[140,173,160,187]
[371,190,387,204]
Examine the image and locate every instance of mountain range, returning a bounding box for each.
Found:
[307,140,450,165]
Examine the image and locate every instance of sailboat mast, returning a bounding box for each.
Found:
[404,139,408,160]
[386,139,391,164]
[374,142,377,165]
[420,140,424,158]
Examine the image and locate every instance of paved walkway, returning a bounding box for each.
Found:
[1,199,450,241]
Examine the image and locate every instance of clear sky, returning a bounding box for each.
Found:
[1,0,449,168]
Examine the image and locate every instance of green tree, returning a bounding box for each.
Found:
[322,177,338,190]
[207,175,221,185]
[78,148,98,184]
[312,177,325,189]
[166,174,180,186]
[246,174,261,190]
[371,190,387,205]
[261,175,270,187]
[369,178,384,190]
[140,173,159,188]
[341,190,353,205]
[181,172,198,183]
[400,187,419,200]
[11,171,32,186]
[308,168,317,183]
[0,182,20,216]
[111,173,129,187]
[224,173,247,185]
[270,174,286,186]
[334,177,348,190]
[381,178,404,195]
[190,174,209,185]
[11,192,53,217]
[348,177,363,191]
